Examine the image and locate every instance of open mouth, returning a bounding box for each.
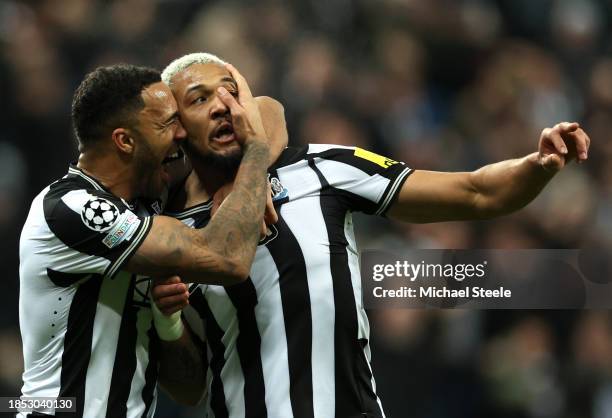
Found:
[211,121,235,143]
[162,148,184,165]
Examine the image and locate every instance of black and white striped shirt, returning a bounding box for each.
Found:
[168,144,413,418]
[18,165,158,418]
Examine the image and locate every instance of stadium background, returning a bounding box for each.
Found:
[2,0,612,417]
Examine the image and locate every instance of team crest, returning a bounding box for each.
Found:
[269,175,288,201]
[81,197,119,232]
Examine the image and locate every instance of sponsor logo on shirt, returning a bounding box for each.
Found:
[354,147,399,168]
[102,211,141,248]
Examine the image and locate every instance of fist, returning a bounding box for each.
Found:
[151,276,189,316]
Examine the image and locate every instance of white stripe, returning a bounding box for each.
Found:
[250,247,294,418]
[279,166,336,418]
[83,270,132,416]
[363,342,386,418]
[343,212,369,340]
[205,345,214,417]
[106,216,151,277]
[313,157,391,204]
[307,143,355,154]
[205,286,246,418]
[375,167,412,216]
[125,284,154,417]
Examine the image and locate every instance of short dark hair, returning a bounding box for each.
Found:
[71,64,161,148]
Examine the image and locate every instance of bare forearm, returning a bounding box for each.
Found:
[471,152,555,217]
[256,96,288,166]
[158,327,206,406]
[201,141,270,276]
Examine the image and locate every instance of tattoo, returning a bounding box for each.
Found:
[199,141,270,272]
[128,142,269,283]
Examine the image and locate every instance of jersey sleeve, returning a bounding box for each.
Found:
[43,186,153,278]
[306,144,414,216]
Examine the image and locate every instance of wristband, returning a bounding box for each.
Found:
[151,300,184,341]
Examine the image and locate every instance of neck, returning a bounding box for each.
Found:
[191,161,235,196]
[77,150,135,201]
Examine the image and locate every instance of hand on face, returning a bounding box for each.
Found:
[538,122,591,172]
[215,64,268,148]
[211,181,278,239]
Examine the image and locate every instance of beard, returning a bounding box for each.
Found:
[134,139,164,199]
[185,142,243,185]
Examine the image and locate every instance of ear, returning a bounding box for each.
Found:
[111,128,135,155]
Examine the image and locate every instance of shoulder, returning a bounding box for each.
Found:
[271,144,357,169]
[43,177,132,231]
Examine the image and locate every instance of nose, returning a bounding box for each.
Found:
[174,120,187,142]
[209,94,230,120]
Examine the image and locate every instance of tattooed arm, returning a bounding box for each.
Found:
[126,65,270,285]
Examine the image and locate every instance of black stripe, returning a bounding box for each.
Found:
[225,279,267,418]
[309,161,384,418]
[266,217,315,418]
[47,268,91,288]
[43,184,146,265]
[141,325,159,418]
[190,288,229,418]
[269,146,309,171]
[378,168,414,217]
[56,275,104,418]
[306,156,410,216]
[106,276,138,418]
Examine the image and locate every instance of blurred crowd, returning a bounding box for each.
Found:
[2,0,612,417]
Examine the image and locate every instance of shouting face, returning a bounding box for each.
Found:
[168,63,242,169]
[131,81,186,198]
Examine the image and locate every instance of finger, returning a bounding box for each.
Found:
[154,276,181,285]
[217,87,249,138]
[542,128,568,155]
[569,129,589,161]
[159,298,189,316]
[217,86,245,115]
[152,283,188,300]
[264,191,278,225]
[557,121,579,133]
[541,153,565,172]
[225,63,253,101]
[155,292,190,311]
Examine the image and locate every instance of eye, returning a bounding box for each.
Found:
[192,96,207,105]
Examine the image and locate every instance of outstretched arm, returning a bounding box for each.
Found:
[387,122,591,223]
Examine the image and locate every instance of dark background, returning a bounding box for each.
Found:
[2,0,612,417]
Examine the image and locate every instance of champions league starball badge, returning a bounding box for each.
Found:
[81,197,119,231]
